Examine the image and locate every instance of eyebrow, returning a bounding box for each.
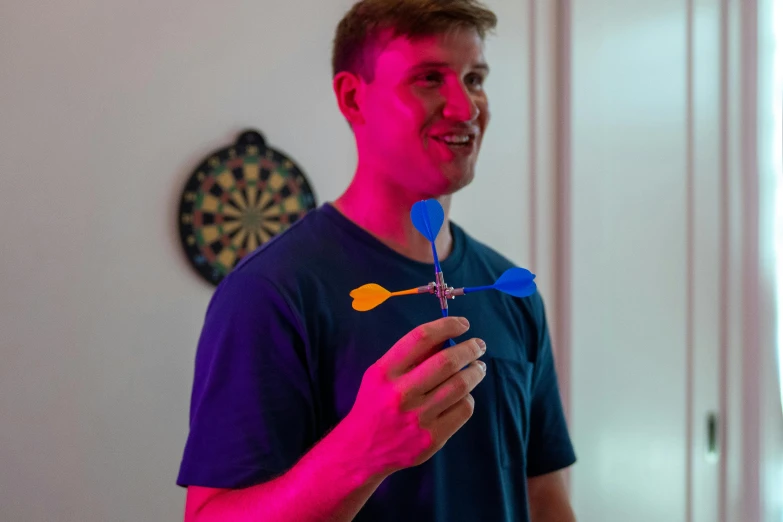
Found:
[407,60,490,73]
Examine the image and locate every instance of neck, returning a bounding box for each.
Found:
[333,169,453,264]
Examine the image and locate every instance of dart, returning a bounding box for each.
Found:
[451,267,537,298]
[410,199,449,317]
[349,199,538,353]
[350,283,431,312]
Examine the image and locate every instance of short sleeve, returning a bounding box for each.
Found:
[525,293,577,477]
[176,270,316,489]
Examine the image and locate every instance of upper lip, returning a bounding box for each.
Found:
[431,129,479,139]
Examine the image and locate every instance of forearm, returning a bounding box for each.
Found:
[529,505,576,522]
[527,472,576,522]
[191,417,387,522]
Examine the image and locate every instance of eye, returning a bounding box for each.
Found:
[416,71,444,87]
[466,73,485,89]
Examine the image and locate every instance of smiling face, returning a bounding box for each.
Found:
[337,28,491,197]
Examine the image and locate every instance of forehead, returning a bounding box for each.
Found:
[372,28,486,77]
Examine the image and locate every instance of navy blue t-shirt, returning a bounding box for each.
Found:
[177,203,576,521]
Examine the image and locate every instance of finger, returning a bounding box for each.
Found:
[401,338,486,396]
[428,394,475,449]
[378,317,470,375]
[418,360,486,423]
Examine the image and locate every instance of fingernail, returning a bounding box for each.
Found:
[477,339,486,352]
[458,317,470,328]
[477,360,487,372]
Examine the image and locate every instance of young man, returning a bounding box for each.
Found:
[177,1,577,521]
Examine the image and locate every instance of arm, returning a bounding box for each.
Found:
[184,413,387,522]
[527,471,576,522]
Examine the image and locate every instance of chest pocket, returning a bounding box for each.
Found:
[487,356,535,469]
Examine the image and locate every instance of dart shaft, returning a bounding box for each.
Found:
[390,286,431,297]
[462,285,493,294]
[431,243,443,274]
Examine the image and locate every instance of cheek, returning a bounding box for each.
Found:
[478,98,490,126]
[389,87,436,130]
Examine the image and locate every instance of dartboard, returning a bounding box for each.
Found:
[178,129,317,286]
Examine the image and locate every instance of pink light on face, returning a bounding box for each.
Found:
[355,27,491,197]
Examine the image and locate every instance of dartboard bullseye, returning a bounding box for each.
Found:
[178,129,317,286]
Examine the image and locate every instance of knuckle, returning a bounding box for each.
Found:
[403,428,433,468]
[364,362,382,381]
[391,384,412,410]
[410,325,430,344]
[461,395,475,416]
[471,338,483,357]
[419,427,434,452]
[442,350,463,373]
[365,363,392,390]
[451,376,470,396]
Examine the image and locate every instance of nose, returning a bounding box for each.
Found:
[442,83,479,122]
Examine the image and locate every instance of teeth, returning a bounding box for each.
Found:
[440,135,471,144]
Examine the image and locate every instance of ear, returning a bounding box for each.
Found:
[333,71,365,126]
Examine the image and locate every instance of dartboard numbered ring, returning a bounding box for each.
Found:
[178,129,317,286]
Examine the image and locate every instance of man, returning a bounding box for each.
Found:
[177,1,577,520]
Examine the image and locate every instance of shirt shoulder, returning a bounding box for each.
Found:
[229,206,338,275]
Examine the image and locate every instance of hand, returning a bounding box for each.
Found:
[342,316,487,480]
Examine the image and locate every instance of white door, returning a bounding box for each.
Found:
[565,1,726,520]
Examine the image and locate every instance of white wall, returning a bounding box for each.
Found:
[0,1,549,520]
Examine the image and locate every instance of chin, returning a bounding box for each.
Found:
[441,168,475,194]
[414,163,476,196]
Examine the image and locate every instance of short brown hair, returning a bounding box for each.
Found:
[332,0,497,82]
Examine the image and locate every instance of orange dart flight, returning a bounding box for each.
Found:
[350,283,420,312]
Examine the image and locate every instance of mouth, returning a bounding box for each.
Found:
[430,133,478,155]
